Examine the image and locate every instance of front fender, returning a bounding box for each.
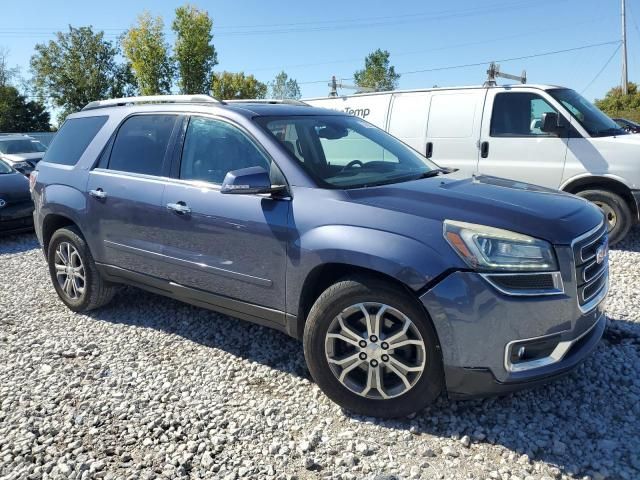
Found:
[286,224,459,315]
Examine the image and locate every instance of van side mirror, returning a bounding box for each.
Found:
[220,166,286,195]
[540,112,560,134]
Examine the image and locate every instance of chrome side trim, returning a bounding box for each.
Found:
[480,271,564,297]
[504,314,603,373]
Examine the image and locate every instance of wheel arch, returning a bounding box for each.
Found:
[41,213,81,255]
[561,174,638,219]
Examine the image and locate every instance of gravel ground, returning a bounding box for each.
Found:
[0,229,639,480]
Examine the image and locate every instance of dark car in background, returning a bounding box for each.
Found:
[0,134,48,176]
[32,95,608,417]
[612,118,640,133]
[0,159,34,234]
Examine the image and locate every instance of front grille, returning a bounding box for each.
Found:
[573,223,608,310]
[489,273,556,290]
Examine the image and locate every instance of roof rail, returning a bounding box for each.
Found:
[225,98,309,106]
[82,94,222,111]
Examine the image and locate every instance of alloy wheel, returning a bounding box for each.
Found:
[325,302,426,399]
[54,241,86,300]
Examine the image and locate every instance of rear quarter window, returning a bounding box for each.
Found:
[43,116,108,166]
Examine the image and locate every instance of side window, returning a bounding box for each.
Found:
[490,93,559,137]
[180,117,270,184]
[43,116,108,166]
[108,115,177,175]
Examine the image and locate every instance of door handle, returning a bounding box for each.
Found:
[89,188,107,199]
[480,141,489,158]
[166,202,191,215]
[426,142,433,158]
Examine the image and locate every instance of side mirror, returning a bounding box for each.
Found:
[220,166,286,195]
[540,112,561,134]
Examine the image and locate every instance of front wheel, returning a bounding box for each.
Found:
[303,276,443,418]
[576,189,632,245]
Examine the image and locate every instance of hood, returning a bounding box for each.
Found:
[0,171,30,202]
[1,153,44,163]
[346,174,603,245]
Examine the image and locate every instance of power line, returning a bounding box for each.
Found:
[582,43,623,94]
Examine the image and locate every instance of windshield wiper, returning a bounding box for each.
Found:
[359,168,455,188]
[593,127,627,137]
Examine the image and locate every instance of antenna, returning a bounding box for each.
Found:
[484,62,527,87]
[328,76,376,96]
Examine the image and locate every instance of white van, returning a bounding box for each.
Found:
[305,85,640,243]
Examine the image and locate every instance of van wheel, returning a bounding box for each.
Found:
[576,190,632,245]
[303,276,443,418]
[47,226,116,312]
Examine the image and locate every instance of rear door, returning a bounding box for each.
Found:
[387,92,431,155]
[85,113,181,277]
[425,89,485,176]
[159,115,290,313]
[478,89,569,188]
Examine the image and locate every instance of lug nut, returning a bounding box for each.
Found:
[370,359,378,367]
[358,340,367,348]
[369,335,378,343]
[381,354,389,362]
[381,342,389,350]
[359,352,367,360]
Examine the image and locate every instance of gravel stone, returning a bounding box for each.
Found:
[1,229,639,479]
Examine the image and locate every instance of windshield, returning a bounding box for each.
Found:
[548,88,626,137]
[0,139,47,154]
[0,159,13,174]
[256,115,438,188]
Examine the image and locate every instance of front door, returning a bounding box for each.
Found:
[160,116,290,313]
[478,89,569,189]
[86,113,180,278]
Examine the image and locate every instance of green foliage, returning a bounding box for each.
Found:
[172,5,217,95]
[0,48,20,87]
[211,71,267,100]
[353,49,400,92]
[121,12,173,95]
[0,85,50,132]
[594,82,640,123]
[31,26,135,123]
[268,71,301,100]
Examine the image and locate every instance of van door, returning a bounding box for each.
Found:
[478,89,569,188]
[425,89,485,176]
[387,92,431,155]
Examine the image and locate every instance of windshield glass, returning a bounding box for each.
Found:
[0,139,47,154]
[548,88,626,137]
[256,115,437,188]
[0,159,13,174]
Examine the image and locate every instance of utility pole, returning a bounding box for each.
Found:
[622,0,629,95]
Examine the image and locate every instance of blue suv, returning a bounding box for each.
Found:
[32,95,609,417]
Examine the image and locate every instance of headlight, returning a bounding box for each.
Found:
[443,220,558,271]
[12,161,30,170]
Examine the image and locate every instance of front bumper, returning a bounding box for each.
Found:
[420,261,607,398]
[0,203,34,234]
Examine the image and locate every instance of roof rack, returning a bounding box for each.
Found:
[82,94,222,111]
[225,98,309,106]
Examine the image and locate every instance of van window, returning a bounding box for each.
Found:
[108,115,177,176]
[43,116,107,166]
[179,117,270,184]
[490,93,558,137]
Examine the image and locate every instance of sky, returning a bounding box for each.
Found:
[0,0,636,102]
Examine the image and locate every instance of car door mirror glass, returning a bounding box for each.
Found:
[540,112,560,134]
[220,166,285,195]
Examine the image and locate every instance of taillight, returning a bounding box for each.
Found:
[29,170,38,192]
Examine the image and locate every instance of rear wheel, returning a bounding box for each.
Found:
[303,276,443,418]
[576,189,632,245]
[47,226,116,311]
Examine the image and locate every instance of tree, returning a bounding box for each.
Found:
[121,12,173,95]
[268,71,301,100]
[353,49,400,92]
[0,48,19,87]
[594,82,640,122]
[172,5,217,94]
[0,85,50,132]
[31,26,135,122]
[211,71,267,100]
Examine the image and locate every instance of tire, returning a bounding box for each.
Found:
[303,276,443,418]
[576,189,632,245]
[47,226,116,312]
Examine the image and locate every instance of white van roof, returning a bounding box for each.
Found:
[303,84,563,101]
